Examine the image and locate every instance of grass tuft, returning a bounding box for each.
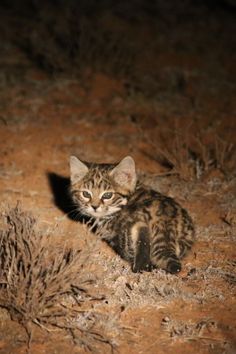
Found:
[140,125,235,181]
[0,204,116,352]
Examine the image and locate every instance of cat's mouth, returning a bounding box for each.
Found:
[85,205,121,218]
[89,210,107,218]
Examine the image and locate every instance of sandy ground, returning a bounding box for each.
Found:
[0,3,236,353]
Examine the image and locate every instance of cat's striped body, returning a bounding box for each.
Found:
[70,156,195,273]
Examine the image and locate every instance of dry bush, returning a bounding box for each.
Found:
[72,17,135,77]
[161,316,218,341]
[10,3,136,78]
[161,315,233,352]
[0,204,116,352]
[141,125,235,181]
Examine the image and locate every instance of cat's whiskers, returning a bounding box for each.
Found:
[63,205,86,222]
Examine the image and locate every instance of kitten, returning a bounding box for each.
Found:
[69,156,195,274]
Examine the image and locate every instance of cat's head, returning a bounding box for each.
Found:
[69,156,137,219]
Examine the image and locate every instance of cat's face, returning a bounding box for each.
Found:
[70,156,136,219]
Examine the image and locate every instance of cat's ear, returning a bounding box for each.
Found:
[110,156,136,191]
[70,156,89,184]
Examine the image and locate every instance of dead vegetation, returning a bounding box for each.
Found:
[0,204,117,352]
[160,315,233,354]
[4,2,137,79]
[161,316,218,340]
[139,124,235,181]
[160,315,234,353]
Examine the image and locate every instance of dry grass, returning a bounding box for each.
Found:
[160,315,234,352]
[8,3,136,79]
[140,124,235,181]
[161,316,217,340]
[0,204,117,352]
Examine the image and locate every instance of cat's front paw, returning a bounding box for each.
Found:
[132,262,152,273]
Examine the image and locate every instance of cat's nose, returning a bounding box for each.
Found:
[91,205,99,211]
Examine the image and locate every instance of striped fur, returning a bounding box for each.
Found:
[70,156,195,274]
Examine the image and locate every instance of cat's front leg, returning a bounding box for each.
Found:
[131,224,151,273]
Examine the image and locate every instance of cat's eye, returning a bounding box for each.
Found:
[81,190,92,199]
[101,192,114,200]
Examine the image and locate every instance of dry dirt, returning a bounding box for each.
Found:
[0,2,236,354]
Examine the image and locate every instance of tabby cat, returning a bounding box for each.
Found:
[69,156,195,273]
